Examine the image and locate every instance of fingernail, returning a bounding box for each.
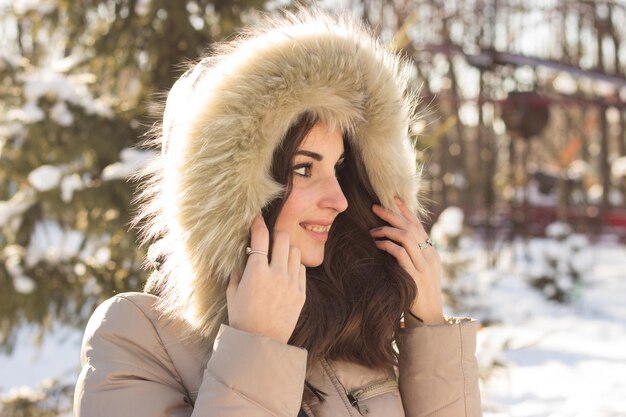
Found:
[395,196,403,204]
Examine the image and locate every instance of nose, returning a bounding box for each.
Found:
[320,176,348,213]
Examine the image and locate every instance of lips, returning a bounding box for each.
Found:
[300,222,332,241]
[301,224,331,233]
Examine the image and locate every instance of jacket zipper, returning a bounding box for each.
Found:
[345,379,398,416]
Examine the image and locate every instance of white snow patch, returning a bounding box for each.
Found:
[28,165,63,192]
[51,54,89,73]
[8,101,45,123]
[12,0,55,15]
[50,101,74,126]
[25,221,85,267]
[3,247,36,294]
[12,275,37,294]
[0,51,27,71]
[0,189,36,227]
[9,69,113,126]
[60,174,85,203]
[101,148,155,181]
[0,121,26,138]
[545,221,572,240]
[511,182,559,206]
[431,206,465,247]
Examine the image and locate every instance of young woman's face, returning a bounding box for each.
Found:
[274,122,348,267]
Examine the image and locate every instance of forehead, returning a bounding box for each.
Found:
[299,122,344,153]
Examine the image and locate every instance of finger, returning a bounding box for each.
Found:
[415,220,429,238]
[374,239,417,274]
[298,264,306,293]
[373,223,425,243]
[370,226,428,270]
[270,230,290,273]
[288,245,301,279]
[393,197,438,260]
[394,197,436,245]
[394,196,421,227]
[249,213,270,259]
[371,203,410,230]
[411,220,439,262]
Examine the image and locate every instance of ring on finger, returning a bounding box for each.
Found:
[418,238,433,250]
[246,247,268,256]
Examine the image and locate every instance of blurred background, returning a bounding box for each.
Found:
[1,0,626,416]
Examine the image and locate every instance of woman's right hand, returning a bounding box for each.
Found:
[226,213,307,344]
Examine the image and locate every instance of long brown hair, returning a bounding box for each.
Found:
[263,112,417,370]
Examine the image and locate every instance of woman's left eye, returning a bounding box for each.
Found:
[294,164,312,177]
[294,162,343,178]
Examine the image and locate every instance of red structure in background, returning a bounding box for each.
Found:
[515,206,626,239]
[420,43,626,241]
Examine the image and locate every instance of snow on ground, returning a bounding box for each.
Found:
[478,243,626,417]
[1,239,625,416]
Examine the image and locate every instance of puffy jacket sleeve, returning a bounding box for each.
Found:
[396,317,482,417]
[74,295,308,417]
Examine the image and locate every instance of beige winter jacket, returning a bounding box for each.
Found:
[74,293,481,417]
[74,8,483,417]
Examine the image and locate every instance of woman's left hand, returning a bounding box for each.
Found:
[369,196,445,325]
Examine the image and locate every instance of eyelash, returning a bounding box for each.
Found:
[294,162,345,178]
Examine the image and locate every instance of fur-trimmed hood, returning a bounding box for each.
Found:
[137,8,422,339]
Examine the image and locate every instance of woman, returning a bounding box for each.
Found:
[74,8,482,417]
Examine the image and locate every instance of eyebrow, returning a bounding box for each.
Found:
[295,150,345,162]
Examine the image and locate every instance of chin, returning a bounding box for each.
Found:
[302,251,324,268]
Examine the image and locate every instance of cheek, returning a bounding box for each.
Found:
[275,190,307,230]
